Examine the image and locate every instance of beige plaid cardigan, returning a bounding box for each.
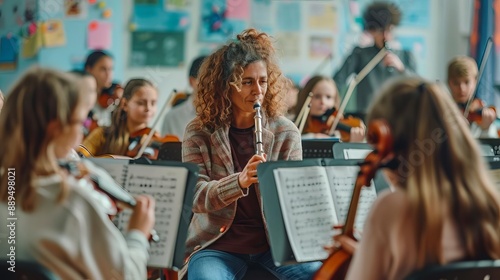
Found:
[179,115,302,278]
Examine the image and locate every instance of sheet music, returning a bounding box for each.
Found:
[343,148,372,160]
[325,166,377,232]
[489,169,500,193]
[87,159,188,268]
[273,167,338,262]
[122,165,187,268]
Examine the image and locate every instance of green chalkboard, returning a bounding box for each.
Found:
[130,31,185,67]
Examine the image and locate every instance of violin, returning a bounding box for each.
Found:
[98,83,123,109]
[58,159,159,242]
[313,120,394,280]
[458,98,497,126]
[304,108,364,142]
[126,128,179,160]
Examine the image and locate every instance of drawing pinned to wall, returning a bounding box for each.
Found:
[130,31,185,67]
[39,0,64,19]
[199,0,246,43]
[21,25,42,58]
[87,20,111,49]
[250,0,272,32]
[0,35,19,70]
[308,3,337,30]
[225,0,250,20]
[393,0,430,28]
[309,36,333,59]
[64,0,88,18]
[275,32,300,59]
[276,2,301,32]
[41,19,66,47]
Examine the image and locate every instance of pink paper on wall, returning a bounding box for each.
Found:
[225,0,250,20]
[87,21,111,49]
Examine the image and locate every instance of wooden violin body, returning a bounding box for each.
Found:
[126,127,179,160]
[459,98,496,125]
[304,108,363,142]
[313,120,394,280]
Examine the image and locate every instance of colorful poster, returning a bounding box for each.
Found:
[308,3,337,30]
[276,2,301,32]
[275,32,300,58]
[250,0,272,32]
[226,0,250,20]
[42,19,66,47]
[87,21,111,49]
[21,26,43,58]
[199,0,246,42]
[393,0,430,28]
[133,8,190,31]
[309,36,333,59]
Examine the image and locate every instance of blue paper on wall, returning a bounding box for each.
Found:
[133,5,189,31]
[199,0,246,43]
[0,36,19,63]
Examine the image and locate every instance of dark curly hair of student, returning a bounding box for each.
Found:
[363,1,402,31]
[194,28,290,131]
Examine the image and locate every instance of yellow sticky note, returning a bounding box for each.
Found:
[42,19,66,47]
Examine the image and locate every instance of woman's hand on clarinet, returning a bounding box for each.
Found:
[238,154,267,188]
[128,195,156,239]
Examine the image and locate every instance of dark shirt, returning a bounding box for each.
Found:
[208,126,270,254]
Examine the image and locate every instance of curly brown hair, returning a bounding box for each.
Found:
[194,28,290,131]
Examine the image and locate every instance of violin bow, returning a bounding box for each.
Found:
[133,88,178,160]
[295,92,314,133]
[463,37,493,118]
[328,47,389,136]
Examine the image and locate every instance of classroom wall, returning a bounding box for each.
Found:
[121,0,474,126]
[0,0,474,124]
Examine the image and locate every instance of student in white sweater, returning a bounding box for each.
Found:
[0,67,156,280]
[328,77,500,280]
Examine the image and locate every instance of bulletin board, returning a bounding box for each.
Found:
[0,0,125,93]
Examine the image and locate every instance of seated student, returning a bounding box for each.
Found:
[0,67,156,279]
[81,78,175,158]
[295,75,365,142]
[181,28,321,280]
[84,50,123,130]
[447,55,498,138]
[161,55,206,141]
[69,70,98,137]
[329,77,500,280]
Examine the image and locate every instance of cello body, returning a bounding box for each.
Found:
[313,248,352,280]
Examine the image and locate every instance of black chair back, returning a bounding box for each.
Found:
[0,260,59,280]
[405,260,500,280]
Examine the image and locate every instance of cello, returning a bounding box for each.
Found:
[313,119,395,280]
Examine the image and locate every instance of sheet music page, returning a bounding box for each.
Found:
[273,166,338,262]
[343,149,372,160]
[489,169,500,193]
[325,166,377,232]
[121,164,188,268]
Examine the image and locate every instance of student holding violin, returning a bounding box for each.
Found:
[447,55,498,138]
[84,50,124,131]
[0,67,156,279]
[295,75,365,142]
[320,77,500,280]
[81,78,178,159]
